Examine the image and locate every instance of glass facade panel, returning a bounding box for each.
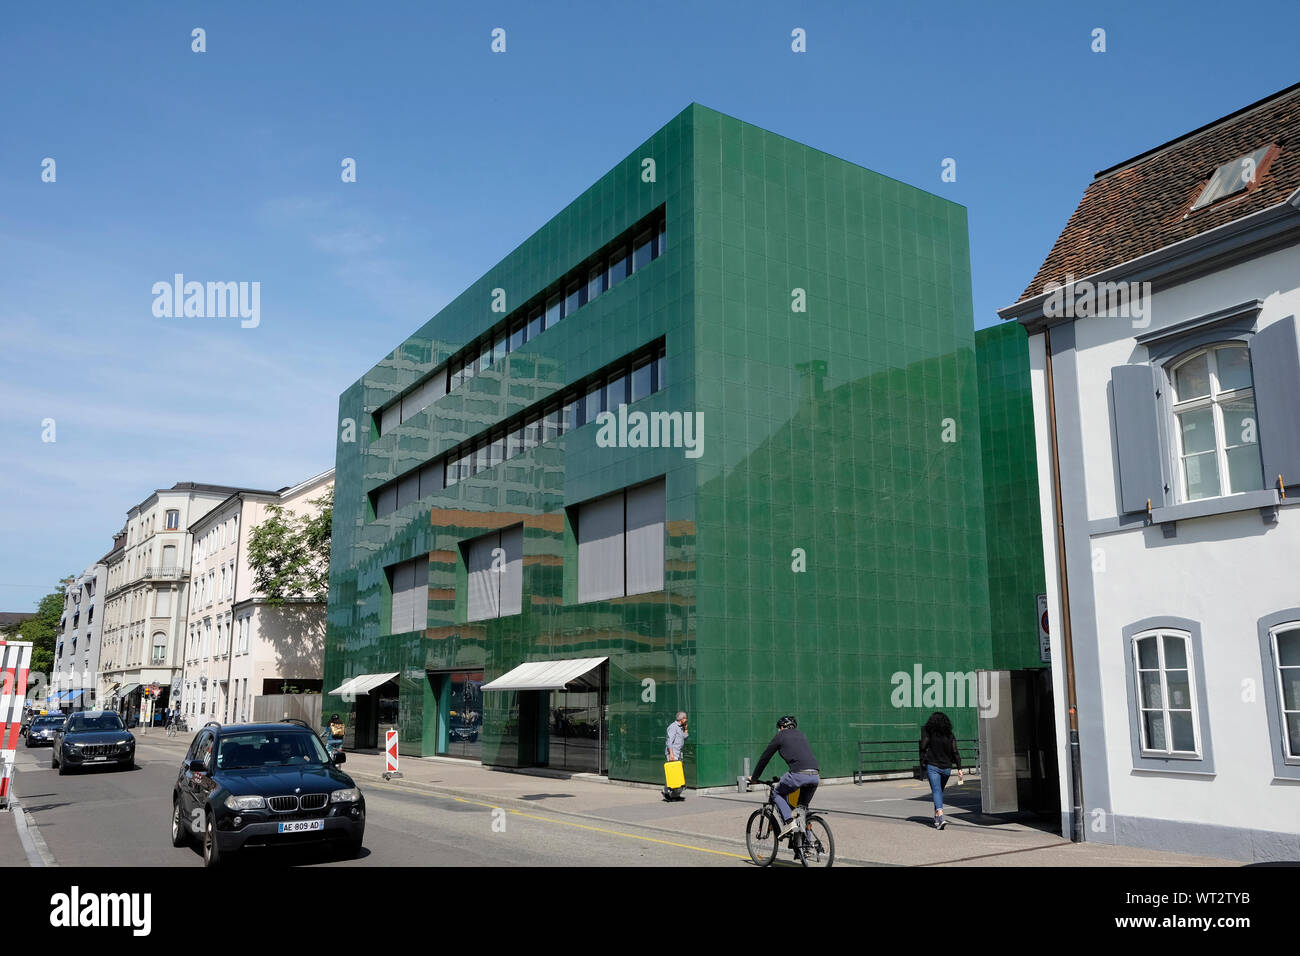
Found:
[605,372,629,410]
[509,320,526,352]
[608,248,629,288]
[584,383,604,423]
[564,281,583,318]
[527,310,543,340]
[588,266,605,303]
[631,359,652,402]
[633,232,653,271]
[544,295,562,330]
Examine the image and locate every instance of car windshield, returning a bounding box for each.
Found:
[34,718,65,728]
[66,714,125,733]
[216,731,330,770]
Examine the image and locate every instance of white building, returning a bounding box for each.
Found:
[52,564,107,711]
[999,85,1300,862]
[181,470,333,726]
[100,482,277,724]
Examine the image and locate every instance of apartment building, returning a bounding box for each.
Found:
[51,564,107,711]
[100,482,276,723]
[180,470,334,725]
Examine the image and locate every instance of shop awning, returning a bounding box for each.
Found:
[118,683,140,698]
[328,672,398,697]
[481,657,608,692]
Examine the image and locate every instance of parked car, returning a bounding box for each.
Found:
[51,711,136,774]
[171,720,365,867]
[25,716,67,748]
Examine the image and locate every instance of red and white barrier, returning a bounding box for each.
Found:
[385,730,399,774]
[0,640,34,809]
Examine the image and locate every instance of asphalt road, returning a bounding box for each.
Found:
[10,737,766,867]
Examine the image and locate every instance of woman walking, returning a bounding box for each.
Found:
[919,712,963,829]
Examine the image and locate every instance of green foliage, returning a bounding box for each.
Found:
[246,488,333,605]
[18,583,70,677]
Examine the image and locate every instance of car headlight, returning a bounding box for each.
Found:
[223,794,267,811]
[330,788,360,804]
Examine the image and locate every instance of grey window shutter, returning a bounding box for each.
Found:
[466,534,501,622]
[409,557,428,631]
[1250,315,1300,492]
[1111,364,1165,514]
[397,472,420,509]
[390,561,415,633]
[419,462,444,498]
[499,525,523,617]
[625,478,665,596]
[578,492,625,603]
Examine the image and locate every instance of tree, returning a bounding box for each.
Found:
[246,488,333,605]
[19,582,71,679]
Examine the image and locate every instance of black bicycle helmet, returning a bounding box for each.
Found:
[777,715,797,730]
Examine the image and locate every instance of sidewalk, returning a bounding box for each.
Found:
[336,748,1240,867]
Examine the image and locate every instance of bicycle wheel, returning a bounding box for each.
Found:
[745,808,779,866]
[798,815,835,867]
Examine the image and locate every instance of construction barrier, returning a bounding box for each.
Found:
[1,640,34,811]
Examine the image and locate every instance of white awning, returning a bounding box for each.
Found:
[481,657,608,692]
[329,672,399,696]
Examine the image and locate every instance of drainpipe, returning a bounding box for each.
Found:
[225,501,240,722]
[1043,325,1084,843]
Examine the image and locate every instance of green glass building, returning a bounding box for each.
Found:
[325,104,1043,788]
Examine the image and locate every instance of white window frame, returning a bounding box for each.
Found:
[1132,630,1203,758]
[1269,623,1300,766]
[1169,343,1262,502]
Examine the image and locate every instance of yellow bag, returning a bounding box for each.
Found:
[663,760,685,789]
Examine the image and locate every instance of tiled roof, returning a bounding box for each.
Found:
[1016,83,1300,304]
[0,612,36,628]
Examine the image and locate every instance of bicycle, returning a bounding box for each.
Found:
[745,777,835,867]
[165,716,188,738]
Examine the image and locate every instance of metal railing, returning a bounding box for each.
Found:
[854,738,980,784]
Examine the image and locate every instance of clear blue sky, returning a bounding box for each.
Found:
[2,0,1297,608]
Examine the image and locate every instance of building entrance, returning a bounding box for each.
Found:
[429,670,484,760]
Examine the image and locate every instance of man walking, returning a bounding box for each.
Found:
[663,712,688,801]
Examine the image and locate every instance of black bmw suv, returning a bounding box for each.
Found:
[170,720,365,867]
[52,711,135,773]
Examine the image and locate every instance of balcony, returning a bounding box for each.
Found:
[143,566,187,581]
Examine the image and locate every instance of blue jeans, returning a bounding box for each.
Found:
[925,764,952,812]
[773,771,820,823]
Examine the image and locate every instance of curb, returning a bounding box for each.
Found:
[8,788,57,868]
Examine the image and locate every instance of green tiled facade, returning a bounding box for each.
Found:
[976,322,1047,670]
[326,104,1037,787]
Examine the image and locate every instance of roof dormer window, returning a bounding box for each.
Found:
[1190,145,1274,212]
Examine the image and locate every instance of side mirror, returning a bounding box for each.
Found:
[187,759,207,774]
[333,752,346,765]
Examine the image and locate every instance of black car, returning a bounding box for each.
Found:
[171,720,365,867]
[52,712,136,773]
[25,715,67,748]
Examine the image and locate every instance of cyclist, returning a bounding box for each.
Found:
[749,715,820,838]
